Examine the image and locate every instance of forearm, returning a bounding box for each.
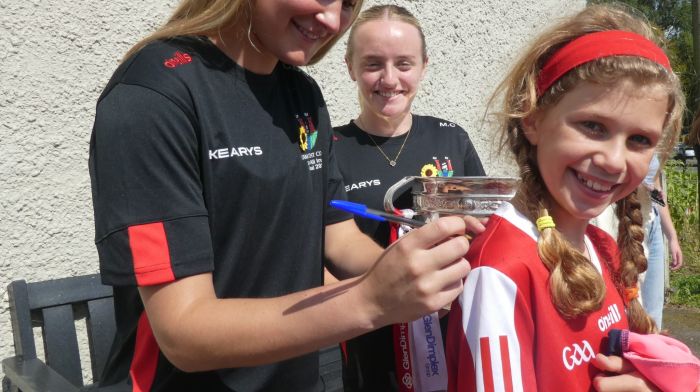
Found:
[657,204,678,243]
[324,219,384,279]
[142,274,380,371]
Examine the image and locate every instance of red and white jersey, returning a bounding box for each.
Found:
[446,202,628,392]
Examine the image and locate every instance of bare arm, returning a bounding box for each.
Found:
[324,219,383,279]
[140,215,480,372]
[654,175,683,270]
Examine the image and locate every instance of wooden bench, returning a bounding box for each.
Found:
[2,274,344,391]
[2,274,115,391]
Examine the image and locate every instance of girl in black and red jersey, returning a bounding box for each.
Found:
[446,4,695,392]
[328,5,485,392]
[89,1,485,391]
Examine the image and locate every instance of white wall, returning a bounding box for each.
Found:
[0,0,584,383]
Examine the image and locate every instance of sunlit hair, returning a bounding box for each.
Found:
[492,4,684,333]
[345,4,427,62]
[123,0,364,64]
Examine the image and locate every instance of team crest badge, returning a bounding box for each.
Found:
[296,113,318,152]
[420,157,454,177]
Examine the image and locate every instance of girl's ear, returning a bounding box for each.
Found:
[420,56,429,80]
[345,56,356,81]
[521,113,540,145]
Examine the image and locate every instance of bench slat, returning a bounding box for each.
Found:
[87,297,116,382]
[28,275,112,310]
[42,305,83,387]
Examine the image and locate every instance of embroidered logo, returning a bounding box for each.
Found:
[420,157,454,177]
[562,340,595,371]
[163,51,192,68]
[296,113,318,152]
[597,304,622,332]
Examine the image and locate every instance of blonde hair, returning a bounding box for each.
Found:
[345,4,427,61]
[123,0,364,65]
[494,4,684,333]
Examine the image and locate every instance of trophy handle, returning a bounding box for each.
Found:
[383,176,416,213]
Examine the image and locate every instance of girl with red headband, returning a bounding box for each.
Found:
[446,4,693,391]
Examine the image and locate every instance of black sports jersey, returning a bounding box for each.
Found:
[329,116,485,246]
[330,116,484,391]
[89,36,351,392]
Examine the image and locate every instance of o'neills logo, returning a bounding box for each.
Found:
[597,304,622,332]
[422,315,441,377]
[164,51,192,68]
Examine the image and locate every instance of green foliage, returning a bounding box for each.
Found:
[587,0,698,122]
[665,159,700,307]
[669,274,700,307]
[665,160,698,226]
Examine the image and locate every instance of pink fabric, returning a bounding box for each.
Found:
[623,330,700,392]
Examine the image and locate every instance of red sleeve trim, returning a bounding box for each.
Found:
[480,337,496,392]
[128,222,176,286]
[129,312,159,392]
[499,335,514,392]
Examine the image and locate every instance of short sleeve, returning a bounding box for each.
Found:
[90,83,214,286]
[460,127,486,176]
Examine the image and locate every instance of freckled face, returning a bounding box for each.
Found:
[346,19,427,120]
[251,0,357,68]
[524,81,668,225]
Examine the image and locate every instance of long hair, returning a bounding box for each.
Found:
[493,4,684,333]
[123,0,364,65]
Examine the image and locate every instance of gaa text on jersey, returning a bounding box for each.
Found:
[345,179,381,192]
[562,340,595,371]
[439,122,456,127]
[209,146,263,160]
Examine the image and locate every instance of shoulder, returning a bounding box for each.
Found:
[468,205,540,275]
[98,37,221,111]
[333,121,358,136]
[414,115,466,133]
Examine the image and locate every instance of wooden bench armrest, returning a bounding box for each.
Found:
[2,356,79,392]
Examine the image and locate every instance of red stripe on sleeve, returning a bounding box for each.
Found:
[129,312,159,392]
[128,222,176,286]
[480,337,495,392]
[499,335,513,392]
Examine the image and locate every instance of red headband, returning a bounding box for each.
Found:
[536,30,671,97]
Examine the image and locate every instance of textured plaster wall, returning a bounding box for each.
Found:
[0,0,583,383]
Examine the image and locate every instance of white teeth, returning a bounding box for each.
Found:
[378,91,399,97]
[294,22,324,40]
[577,173,612,192]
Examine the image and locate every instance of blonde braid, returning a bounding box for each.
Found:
[512,155,606,319]
[615,192,657,333]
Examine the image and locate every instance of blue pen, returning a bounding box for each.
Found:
[330,200,425,228]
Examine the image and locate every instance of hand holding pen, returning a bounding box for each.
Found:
[332,200,486,324]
